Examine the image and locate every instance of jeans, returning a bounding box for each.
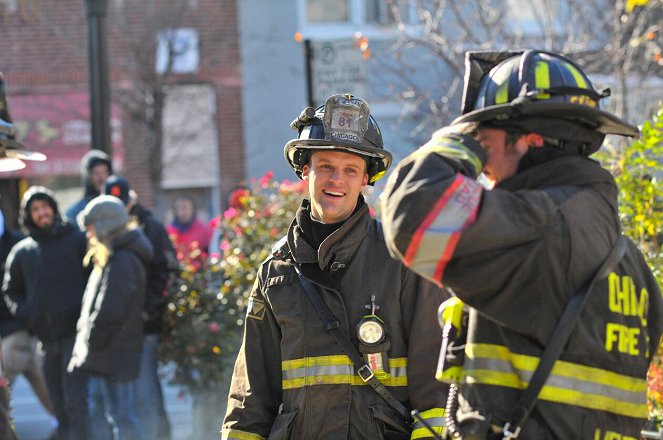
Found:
[88,376,142,440]
[2,331,54,415]
[134,334,171,440]
[42,336,89,440]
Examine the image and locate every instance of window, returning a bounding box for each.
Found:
[505,0,565,36]
[306,0,349,22]
[365,0,409,25]
[155,28,199,74]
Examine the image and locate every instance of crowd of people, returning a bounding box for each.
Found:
[0,148,218,439]
[0,48,662,440]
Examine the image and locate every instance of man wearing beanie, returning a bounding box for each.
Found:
[68,195,153,440]
[103,175,175,440]
[3,186,90,440]
[65,149,113,222]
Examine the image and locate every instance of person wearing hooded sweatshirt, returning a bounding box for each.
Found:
[0,207,55,422]
[68,195,153,440]
[65,149,113,222]
[3,186,90,440]
[166,195,213,255]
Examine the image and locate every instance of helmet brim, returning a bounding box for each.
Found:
[284,139,392,174]
[452,102,639,138]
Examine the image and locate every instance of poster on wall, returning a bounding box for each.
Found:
[5,91,123,177]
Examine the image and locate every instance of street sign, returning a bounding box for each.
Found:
[310,39,368,107]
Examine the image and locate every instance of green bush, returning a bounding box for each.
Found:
[159,173,307,393]
[598,105,663,423]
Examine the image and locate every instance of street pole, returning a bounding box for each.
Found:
[85,0,112,155]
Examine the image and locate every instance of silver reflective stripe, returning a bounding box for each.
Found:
[466,356,645,406]
[405,175,481,279]
[282,364,353,380]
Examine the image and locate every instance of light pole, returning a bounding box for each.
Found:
[85,0,111,155]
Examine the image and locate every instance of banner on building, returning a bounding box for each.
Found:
[6,92,123,177]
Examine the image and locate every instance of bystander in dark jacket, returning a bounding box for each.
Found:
[0,208,54,419]
[69,195,153,440]
[3,186,90,440]
[103,175,175,439]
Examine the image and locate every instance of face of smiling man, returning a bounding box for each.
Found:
[302,150,369,224]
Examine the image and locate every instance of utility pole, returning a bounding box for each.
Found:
[85,0,112,155]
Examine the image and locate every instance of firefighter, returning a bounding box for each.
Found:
[222,94,449,440]
[380,50,663,439]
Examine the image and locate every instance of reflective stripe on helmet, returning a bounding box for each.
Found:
[534,60,551,99]
[565,61,588,89]
[281,355,408,389]
[463,343,648,418]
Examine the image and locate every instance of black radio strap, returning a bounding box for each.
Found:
[293,264,413,425]
[503,236,627,439]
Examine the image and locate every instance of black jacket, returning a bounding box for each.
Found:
[3,188,88,343]
[130,203,176,334]
[223,198,449,440]
[0,228,25,337]
[381,147,663,439]
[68,228,153,382]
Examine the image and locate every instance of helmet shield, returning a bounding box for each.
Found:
[452,50,638,155]
[284,94,392,185]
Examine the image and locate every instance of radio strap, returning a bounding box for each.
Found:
[293,264,413,426]
[502,236,627,439]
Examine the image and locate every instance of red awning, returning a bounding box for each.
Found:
[4,91,123,177]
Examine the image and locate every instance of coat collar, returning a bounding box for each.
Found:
[288,196,372,271]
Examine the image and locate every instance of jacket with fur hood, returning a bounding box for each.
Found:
[3,186,89,342]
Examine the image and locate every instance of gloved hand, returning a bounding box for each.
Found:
[420,129,487,179]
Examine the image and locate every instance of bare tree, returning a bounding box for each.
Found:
[109,0,197,212]
[380,0,662,138]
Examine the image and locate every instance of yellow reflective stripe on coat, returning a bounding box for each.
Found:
[411,408,446,439]
[221,429,266,440]
[464,343,648,418]
[282,355,407,389]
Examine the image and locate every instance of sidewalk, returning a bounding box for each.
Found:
[11,372,195,440]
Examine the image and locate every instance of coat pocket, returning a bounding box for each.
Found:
[370,405,410,440]
[267,408,298,440]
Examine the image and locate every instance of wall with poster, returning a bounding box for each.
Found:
[5,91,123,178]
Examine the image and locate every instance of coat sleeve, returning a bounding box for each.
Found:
[381,147,581,341]
[222,268,283,440]
[2,246,30,324]
[400,269,450,439]
[145,221,176,324]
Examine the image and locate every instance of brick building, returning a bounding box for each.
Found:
[0,0,244,223]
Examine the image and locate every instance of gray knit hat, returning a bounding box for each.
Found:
[78,195,129,241]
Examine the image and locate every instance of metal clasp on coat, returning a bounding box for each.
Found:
[357,364,374,382]
[330,261,346,271]
[501,423,521,440]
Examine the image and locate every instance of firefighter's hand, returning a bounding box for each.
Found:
[420,129,486,179]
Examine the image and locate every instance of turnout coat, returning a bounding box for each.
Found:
[381,147,663,439]
[223,199,449,440]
